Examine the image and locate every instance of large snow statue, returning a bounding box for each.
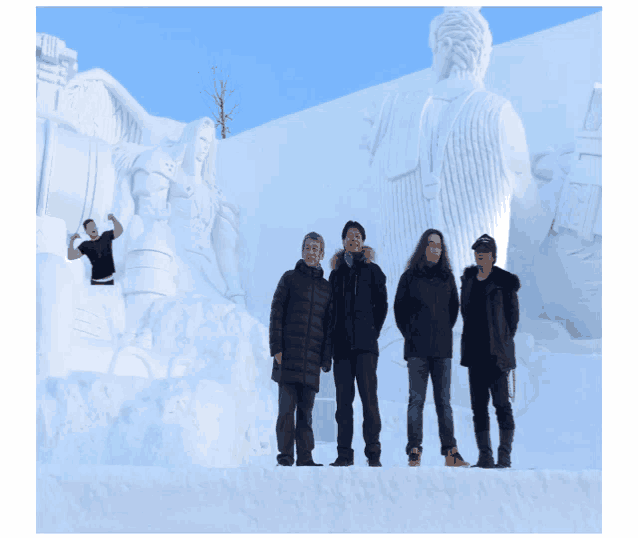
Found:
[111,116,247,344]
[365,7,551,347]
[36,37,276,465]
[526,84,602,338]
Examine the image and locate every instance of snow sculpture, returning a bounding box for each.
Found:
[526,84,602,338]
[365,7,551,347]
[36,33,78,115]
[35,36,276,466]
[111,116,247,346]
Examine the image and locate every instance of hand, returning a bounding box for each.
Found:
[275,352,282,365]
[107,214,115,221]
[70,233,80,243]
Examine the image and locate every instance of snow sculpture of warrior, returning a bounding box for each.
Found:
[112,116,247,340]
[365,7,550,347]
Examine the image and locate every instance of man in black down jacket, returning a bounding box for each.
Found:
[269,232,333,467]
[328,221,388,467]
[460,234,520,469]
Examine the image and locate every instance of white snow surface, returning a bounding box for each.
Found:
[37,464,601,533]
[37,350,601,532]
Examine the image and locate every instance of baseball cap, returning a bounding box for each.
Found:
[471,234,496,253]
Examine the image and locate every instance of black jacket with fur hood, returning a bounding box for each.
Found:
[328,246,388,357]
[269,259,333,392]
[460,265,521,372]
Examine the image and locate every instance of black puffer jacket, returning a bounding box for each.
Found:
[328,247,388,357]
[394,264,459,360]
[460,265,521,372]
[269,259,333,392]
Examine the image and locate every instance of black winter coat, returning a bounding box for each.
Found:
[328,247,388,357]
[269,259,333,392]
[460,265,521,372]
[394,264,459,360]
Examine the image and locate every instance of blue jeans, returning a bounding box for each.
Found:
[406,357,457,456]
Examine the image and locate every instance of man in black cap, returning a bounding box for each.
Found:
[459,234,520,468]
[327,220,388,467]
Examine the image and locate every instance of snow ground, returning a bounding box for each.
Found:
[37,463,601,533]
[36,351,601,532]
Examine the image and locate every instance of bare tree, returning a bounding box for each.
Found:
[199,65,238,139]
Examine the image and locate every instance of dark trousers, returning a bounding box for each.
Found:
[406,356,458,456]
[333,351,382,460]
[276,382,317,464]
[468,364,515,433]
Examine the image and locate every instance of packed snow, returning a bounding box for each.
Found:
[34,10,603,534]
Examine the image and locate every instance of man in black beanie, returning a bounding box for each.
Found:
[460,234,520,469]
[327,220,388,467]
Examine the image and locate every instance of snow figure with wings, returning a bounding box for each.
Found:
[364,7,552,348]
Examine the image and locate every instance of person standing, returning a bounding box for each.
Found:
[269,232,333,467]
[328,221,388,467]
[67,214,123,285]
[394,229,470,468]
[460,234,520,469]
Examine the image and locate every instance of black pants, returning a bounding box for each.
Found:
[333,351,382,460]
[276,382,317,465]
[406,356,457,456]
[468,363,515,433]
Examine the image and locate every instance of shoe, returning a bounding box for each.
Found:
[367,458,382,467]
[296,460,323,467]
[277,461,293,467]
[445,447,470,468]
[471,431,495,468]
[496,428,514,468]
[408,448,421,467]
[329,456,354,467]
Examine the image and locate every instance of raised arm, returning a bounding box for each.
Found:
[108,214,123,239]
[67,234,83,260]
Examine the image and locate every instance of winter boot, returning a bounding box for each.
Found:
[471,431,496,469]
[277,454,294,467]
[408,448,421,467]
[296,459,323,467]
[445,447,470,467]
[367,458,382,467]
[329,455,354,467]
[495,428,514,469]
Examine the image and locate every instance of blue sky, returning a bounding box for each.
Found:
[36,6,601,138]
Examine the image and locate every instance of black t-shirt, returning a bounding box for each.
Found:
[465,274,492,361]
[78,230,116,280]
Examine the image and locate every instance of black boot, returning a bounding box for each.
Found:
[495,428,514,468]
[471,431,495,468]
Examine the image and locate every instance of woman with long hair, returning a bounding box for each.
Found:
[393,228,469,467]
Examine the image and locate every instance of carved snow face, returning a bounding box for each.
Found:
[426,233,442,264]
[84,221,99,240]
[303,239,324,267]
[195,127,213,164]
[343,228,363,253]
